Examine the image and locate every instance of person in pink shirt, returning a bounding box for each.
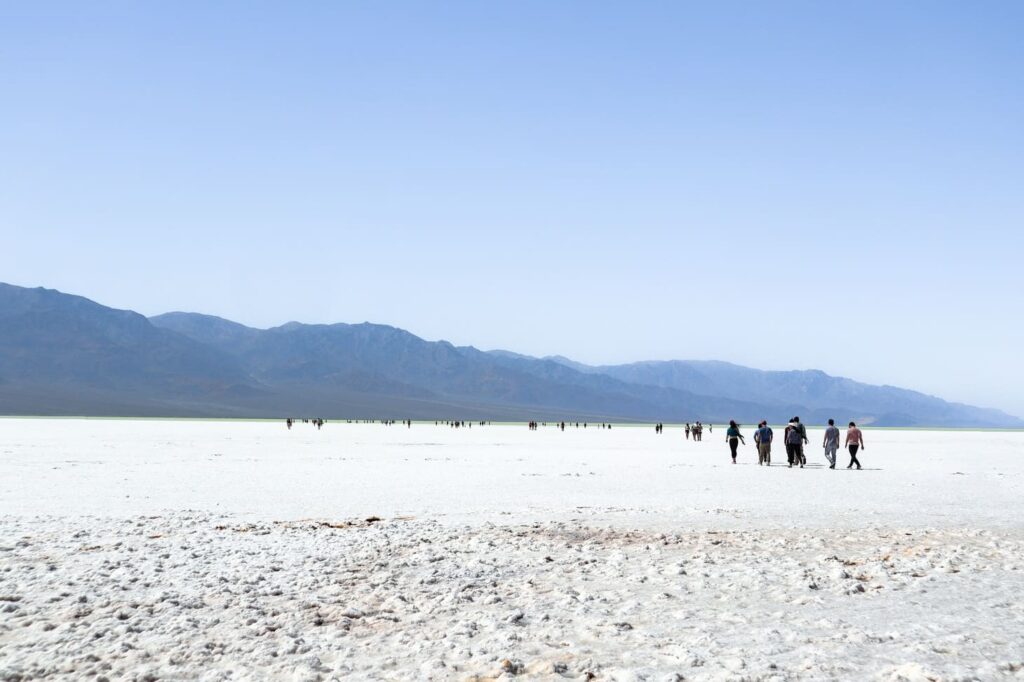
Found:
[844,421,865,469]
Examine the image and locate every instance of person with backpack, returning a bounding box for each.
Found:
[725,420,745,463]
[754,421,773,465]
[845,422,865,469]
[784,419,798,467]
[793,416,809,467]
[784,417,808,468]
[822,418,841,469]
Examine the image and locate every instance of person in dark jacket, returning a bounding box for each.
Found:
[793,416,809,467]
[725,420,745,463]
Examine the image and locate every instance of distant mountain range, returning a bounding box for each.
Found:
[1,283,1019,427]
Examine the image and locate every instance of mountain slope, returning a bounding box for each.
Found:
[1,282,1020,426]
[151,313,768,420]
[0,285,255,393]
[546,357,1022,428]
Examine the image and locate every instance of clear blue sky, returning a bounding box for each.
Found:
[2,2,1023,417]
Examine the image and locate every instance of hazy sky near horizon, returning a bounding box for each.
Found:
[2,2,1023,416]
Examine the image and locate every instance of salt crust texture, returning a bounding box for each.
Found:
[2,419,1023,680]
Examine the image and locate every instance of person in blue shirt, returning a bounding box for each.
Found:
[725,420,745,463]
[754,421,773,466]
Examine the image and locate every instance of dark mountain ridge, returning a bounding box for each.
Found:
[1,283,1020,426]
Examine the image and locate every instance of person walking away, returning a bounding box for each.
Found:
[725,420,745,463]
[792,416,809,467]
[845,422,865,469]
[822,419,840,469]
[784,419,801,467]
[685,423,691,440]
[756,421,773,465]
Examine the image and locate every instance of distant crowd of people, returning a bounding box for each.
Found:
[284,415,868,470]
[684,422,708,441]
[285,417,324,430]
[529,421,613,430]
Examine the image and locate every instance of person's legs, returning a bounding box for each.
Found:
[825,446,836,467]
[848,444,860,468]
[729,437,738,461]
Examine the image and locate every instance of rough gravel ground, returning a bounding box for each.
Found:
[2,514,1023,681]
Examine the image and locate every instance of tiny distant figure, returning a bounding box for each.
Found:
[725,420,745,463]
[845,421,864,469]
[685,423,691,440]
[708,424,712,434]
[823,419,840,469]
[286,418,293,430]
[755,421,773,465]
[561,421,565,431]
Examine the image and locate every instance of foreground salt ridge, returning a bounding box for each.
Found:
[2,513,1023,681]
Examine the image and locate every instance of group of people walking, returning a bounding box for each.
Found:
[726,417,866,469]
[685,422,707,441]
[285,417,324,430]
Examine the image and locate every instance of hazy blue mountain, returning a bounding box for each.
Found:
[0,285,255,392]
[544,357,1021,428]
[149,312,262,348]
[151,312,765,420]
[1,282,1020,426]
